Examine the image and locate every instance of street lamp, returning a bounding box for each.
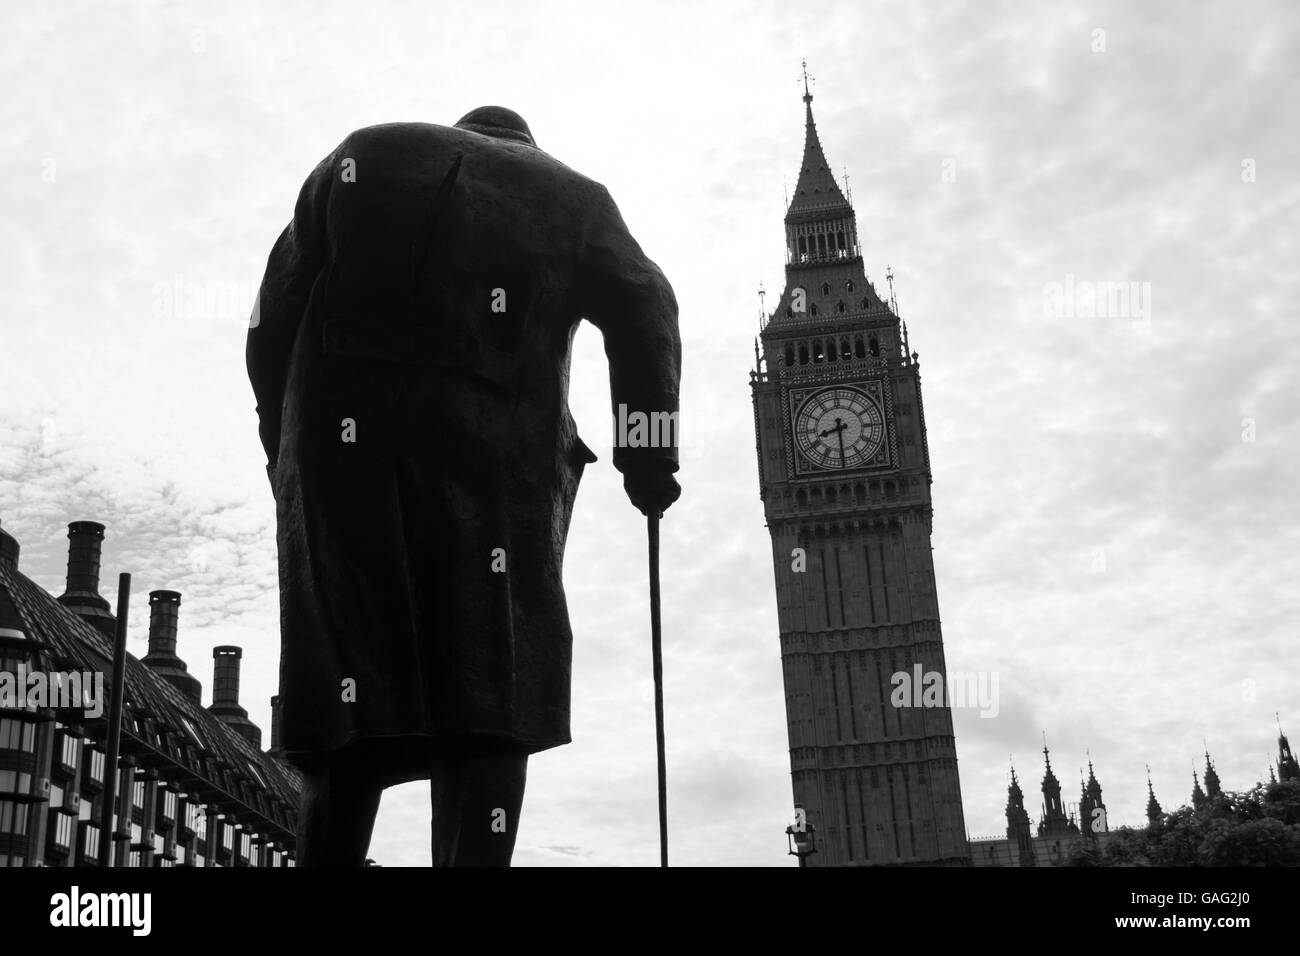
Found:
[786,821,817,867]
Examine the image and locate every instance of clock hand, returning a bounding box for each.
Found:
[835,418,847,464]
[819,418,850,439]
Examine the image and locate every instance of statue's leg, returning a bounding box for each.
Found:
[296,749,384,867]
[429,743,528,867]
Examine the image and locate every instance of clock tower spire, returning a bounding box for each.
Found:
[751,69,969,865]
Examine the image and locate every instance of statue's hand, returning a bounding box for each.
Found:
[622,459,681,518]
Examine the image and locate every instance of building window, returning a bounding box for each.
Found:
[180,717,204,749]
[0,800,29,834]
[60,733,79,768]
[246,761,268,790]
[85,747,105,784]
[0,718,36,753]
[81,825,99,860]
[133,780,146,809]
[0,770,33,794]
[52,811,74,848]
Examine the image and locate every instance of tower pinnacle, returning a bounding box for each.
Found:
[1276,715,1299,781]
[1146,765,1163,824]
[1203,746,1221,798]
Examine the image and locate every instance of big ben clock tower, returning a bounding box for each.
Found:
[752,68,969,865]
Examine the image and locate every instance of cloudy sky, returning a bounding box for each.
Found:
[1,0,1296,865]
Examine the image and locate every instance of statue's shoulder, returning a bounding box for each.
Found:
[330,122,607,196]
[329,121,461,159]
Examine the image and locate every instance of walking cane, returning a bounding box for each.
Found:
[647,510,668,867]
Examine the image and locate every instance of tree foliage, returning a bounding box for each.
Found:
[1061,779,1300,866]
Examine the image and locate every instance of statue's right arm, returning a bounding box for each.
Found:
[246,150,336,472]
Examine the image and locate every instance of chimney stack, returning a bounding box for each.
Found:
[0,520,18,571]
[56,521,116,636]
[268,695,283,755]
[208,646,262,749]
[141,590,203,707]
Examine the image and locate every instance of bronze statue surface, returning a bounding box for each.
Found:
[248,106,681,864]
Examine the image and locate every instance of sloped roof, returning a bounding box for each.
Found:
[0,559,300,842]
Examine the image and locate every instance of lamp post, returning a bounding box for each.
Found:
[786,820,817,867]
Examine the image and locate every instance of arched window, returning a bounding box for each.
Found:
[854,336,866,359]
[798,344,809,365]
[861,297,870,310]
[813,340,825,363]
[869,335,879,357]
[846,281,855,293]
[810,303,819,316]
[798,236,807,256]
[826,339,836,362]
[817,234,827,256]
[836,231,846,251]
[841,338,852,360]
[821,283,830,296]
[837,300,846,314]
[784,345,795,366]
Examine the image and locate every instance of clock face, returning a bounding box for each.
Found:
[793,387,885,470]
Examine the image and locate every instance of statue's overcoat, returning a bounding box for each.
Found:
[247,122,680,779]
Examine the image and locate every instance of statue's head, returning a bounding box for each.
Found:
[454,106,536,148]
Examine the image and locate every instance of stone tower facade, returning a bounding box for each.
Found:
[750,72,968,865]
